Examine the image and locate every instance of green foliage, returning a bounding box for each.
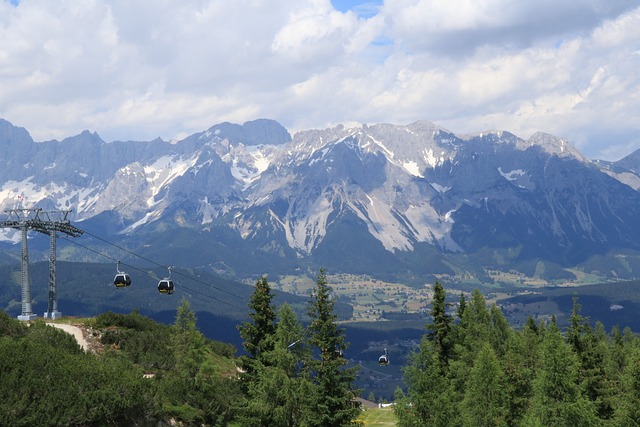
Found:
[25,320,83,354]
[0,310,27,338]
[0,327,156,426]
[0,306,241,426]
[461,344,508,427]
[401,282,640,427]
[305,269,361,427]
[426,280,453,364]
[92,308,160,331]
[175,297,198,332]
[95,309,176,370]
[236,271,361,427]
[396,337,457,427]
[238,276,277,377]
[524,322,598,426]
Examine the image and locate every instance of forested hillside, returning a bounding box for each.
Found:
[5,276,640,426]
[395,282,640,426]
[0,270,363,426]
[0,303,240,426]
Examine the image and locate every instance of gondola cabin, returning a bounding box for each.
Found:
[114,273,131,288]
[378,349,389,366]
[158,279,174,294]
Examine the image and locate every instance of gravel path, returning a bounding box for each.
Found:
[47,323,89,351]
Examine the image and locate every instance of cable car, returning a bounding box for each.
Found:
[378,348,389,366]
[158,279,174,294]
[158,266,174,294]
[114,261,131,288]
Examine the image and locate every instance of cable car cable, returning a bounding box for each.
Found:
[79,230,244,300]
[59,235,245,311]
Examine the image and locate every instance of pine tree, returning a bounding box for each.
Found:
[613,345,640,425]
[461,343,508,427]
[524,322,598,427]
[305,269,360,427]
[457,292,467,320]
[427,280,453,364]
[396,337,458,427]
[398,281,460,427]
[502,317,540,425]
[175,297,197,332]
[566,296,614,420]
[171,298,207,380]
[238,276,277,377]
[239,304,313,427]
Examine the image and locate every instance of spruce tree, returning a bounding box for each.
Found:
[305,269,360,427]
[239,304,312,427]
[396,337,458,427]
[566,296,614,420]
[238,276,277,377]
[524,322,598,426]
[398,281,459,427]
[502,317,540,425]
[426,280,453,364]
[614,346,640,425]
[461,343,508,427]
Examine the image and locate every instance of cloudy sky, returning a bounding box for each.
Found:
[1,0,639,160]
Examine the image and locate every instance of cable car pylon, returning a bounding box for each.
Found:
[0,208,83,321]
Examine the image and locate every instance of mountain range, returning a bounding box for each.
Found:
[2,117,640,286]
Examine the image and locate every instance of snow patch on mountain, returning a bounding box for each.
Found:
[144,154,199,202]
[498,168,525,181]
[229,147,272,188]
[424,149,446,168]
[403,161,423,177]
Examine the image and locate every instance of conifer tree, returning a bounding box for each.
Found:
[171,298,208,380]
[305,269,360,427]
[396,337,458,427]
[502,316,540,425]
[238,276,277,376]
[457,291,467,320]
[461,343,508,427]
[566,296,614,420]
[487,304,511,357]
[426,280,453,364]
[455,289,489,359]
[398,281,460,427]
[524,322,598,427]
[239,304,312,427]
[613,346,640,425]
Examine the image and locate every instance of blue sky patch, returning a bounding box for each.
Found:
[331,0,382,18]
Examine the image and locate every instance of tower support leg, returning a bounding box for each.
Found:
[18,224,36,321]
[44,231,61,319]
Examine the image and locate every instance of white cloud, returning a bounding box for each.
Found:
[0,0,638,161]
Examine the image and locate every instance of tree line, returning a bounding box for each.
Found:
[8,272,638,426]
[395,281,640,426]
[235,269,361,426]
[0,269,362,426]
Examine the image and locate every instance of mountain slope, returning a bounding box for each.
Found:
[3,118,640,283]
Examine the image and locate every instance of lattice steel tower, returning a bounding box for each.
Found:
[1,208,83,320]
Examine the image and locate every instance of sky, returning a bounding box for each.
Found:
[0,0,639,161]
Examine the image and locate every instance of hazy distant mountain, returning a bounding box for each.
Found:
[3,117,640,284]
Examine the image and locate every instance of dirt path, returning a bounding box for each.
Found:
[47,323,89,351]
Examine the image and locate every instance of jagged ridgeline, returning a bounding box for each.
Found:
[3,118,640,285]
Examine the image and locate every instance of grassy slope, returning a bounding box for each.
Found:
[357,407,397,426]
